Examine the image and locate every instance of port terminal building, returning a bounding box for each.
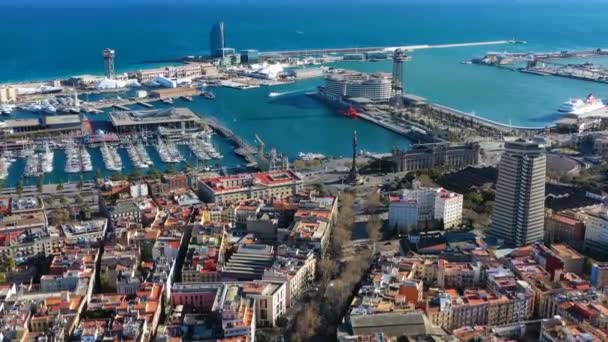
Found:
[108,108,203,134]
[2,115,82,135]
[318,70,393,103]
[392,142,480,172]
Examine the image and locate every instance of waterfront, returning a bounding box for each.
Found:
[5,2,608,186]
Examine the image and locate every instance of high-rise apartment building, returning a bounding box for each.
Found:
[490,141,546,247]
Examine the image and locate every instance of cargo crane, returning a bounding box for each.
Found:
[255,133,265,156]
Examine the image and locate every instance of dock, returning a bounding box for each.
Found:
[136,101,154,108]
[112,104,130,111]
[470,48,608,84]
[202,117,258,165]
[260,40,519,57]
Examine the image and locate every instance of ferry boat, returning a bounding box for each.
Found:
[559,94,606,116]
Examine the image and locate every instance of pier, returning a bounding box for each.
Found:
[136,101,153,108]
[201,117,258,165]
[112,104,130,111]
[428,104,547,133]
[260,40,519,57]
[471,48,608,84]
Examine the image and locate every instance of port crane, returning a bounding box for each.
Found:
[254,133,265,156]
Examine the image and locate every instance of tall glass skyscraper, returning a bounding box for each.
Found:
[210,22,225,58]
[489,141,546,247]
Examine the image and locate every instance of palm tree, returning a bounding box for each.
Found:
[56,182,64,192]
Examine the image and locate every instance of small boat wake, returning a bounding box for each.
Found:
[268,90,304,98]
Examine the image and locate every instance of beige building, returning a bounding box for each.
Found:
[198,170,304,204]
[434,188,463,229]
[0,86,17,103]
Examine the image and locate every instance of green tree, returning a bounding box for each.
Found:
[166,164,177,174]
[148,167,161,179]
[77,176,84,191]
[255,331,270,342]
[276,315,288,328]
[59,195,68,206]
[37,175,44,193]
[16,178,23,197]
[50,208,70,225]
[465,192,484,206]
[129,169,142,181]
[81,205,92,220]
[0,255,16,272]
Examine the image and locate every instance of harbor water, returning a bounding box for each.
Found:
[4,1,608,185]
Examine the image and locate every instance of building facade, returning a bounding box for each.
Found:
[392,143,480,173]
[434,189,463,229]
[210,22,226,58]
[490,141,546,247]
[320,70,392,102]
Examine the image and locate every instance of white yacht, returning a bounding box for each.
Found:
[80,147,93,172]
[0,104,16,115]
[65,141,82,173]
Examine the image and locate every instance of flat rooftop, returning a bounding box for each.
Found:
[109,108,200,127]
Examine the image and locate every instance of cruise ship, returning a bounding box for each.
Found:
[559,94,606,117]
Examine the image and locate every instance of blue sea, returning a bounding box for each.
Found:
[2,1,608,185]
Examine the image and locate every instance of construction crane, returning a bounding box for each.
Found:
[254,133,265,156]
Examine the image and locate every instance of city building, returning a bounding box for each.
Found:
[0,86,17,103]
[108,108,203,134]
[240,49,259,64]
[550,244,584,275]
[319,70,393,103]
[591,263,608,289]
[544,209,586,250]
[198,170,304,204]
[578,205,608,257]
[389,187,463,231]
[181,224,225,283]
[388,196,418,232]
[436,260,481,289]
[434,188,463,229]
[61,219,108,244]
[222,243,275,281]
[288,218,330,254]
[490,141,546,247]
[241,281,286,327]
[540,316,608,342]
[263,246,316,307]
[392,142,480,173]
[210,22,226,58]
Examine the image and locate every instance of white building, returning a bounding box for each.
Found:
[579,205,608,255]
[243,281,287,328]
[434,189,463,229]
[390,187,463,231]
[321,70,392,102]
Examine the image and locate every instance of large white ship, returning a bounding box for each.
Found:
[558,94,606,117]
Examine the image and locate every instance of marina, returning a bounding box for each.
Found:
[100,142,123,171]
[155,136,183,163]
